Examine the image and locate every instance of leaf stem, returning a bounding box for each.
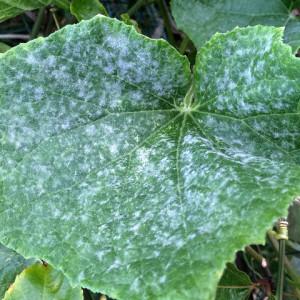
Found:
[179,34,190,54]
[156,0,176,46]
[127,0,153,16]
[50,7,61,30]
[268,230,300,299]
[0,34,30,40]
[31,7,45,39]
[276,238,286,300]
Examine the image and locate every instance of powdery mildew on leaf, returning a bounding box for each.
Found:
[171,0,300,51]
[0,16,300,300]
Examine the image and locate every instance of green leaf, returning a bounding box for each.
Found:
[3,263,83,300]
[171,0,300,51]
[0,244,34,299]
[0,0,49,22]
[216,263,252,300]
[0,42,10,53]
[0,0,70,22]
[71,0,107,20]
[0,16,300,300]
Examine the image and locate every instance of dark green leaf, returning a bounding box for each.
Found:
[0,244,33,298]
[171,0,300,51]
[71,0,107,21]
[216,263,252,300]
[0,42,10,53]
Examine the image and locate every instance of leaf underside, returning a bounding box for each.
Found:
[3,263,83,300]
[0,244,33,299]
[0,16,300,300]
[171,0,300,51]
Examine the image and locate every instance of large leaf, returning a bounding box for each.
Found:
[0,244,33,298]
[3,263,83,300]
[0,0,69,22]
[171,0,300,51]
[0,16,300,300]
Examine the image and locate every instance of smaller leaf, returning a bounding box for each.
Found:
[71,0,107,20]
[0,42,10,53]
[216,263,253,300]
[4,262,83,300]
[284,17,300,53]
[0,244,34,299]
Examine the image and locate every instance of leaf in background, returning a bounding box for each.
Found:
[171,0,300,51]
[3,263,83,300]
[284,17,300,51]
[288,199,300,243]
[71,0,107,21]
[0,0,70,23]
[0,42,10,53]
[1,16,300,300]
[216,263,252,300]
[0,244,34,299]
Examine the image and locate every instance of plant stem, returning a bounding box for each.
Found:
[276,239,286,300]
[0,34,30,40]
[31,7,45,40]
[50,7,60,30]
[127,0,152,16]
[268,230,300,299]
[245,246,265,264]
[179,34,190,54]
[156,0,176,46]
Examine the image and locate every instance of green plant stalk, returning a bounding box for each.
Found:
[156,0,176,46]
[127,0,152,16]
[245,246,264,264]
[31,7,45,40]
[276,239,286,300]
[179,34,190,54]
[50,8,61,30]
[268,231,300,299]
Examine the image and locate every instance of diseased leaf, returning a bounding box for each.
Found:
[0,16,300,300]
[0,0,69,22]
[171,0,300,51]
[71,0,107,20]
[216,263,252,300]
[0,244,34,299]
[3,263,83,300]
